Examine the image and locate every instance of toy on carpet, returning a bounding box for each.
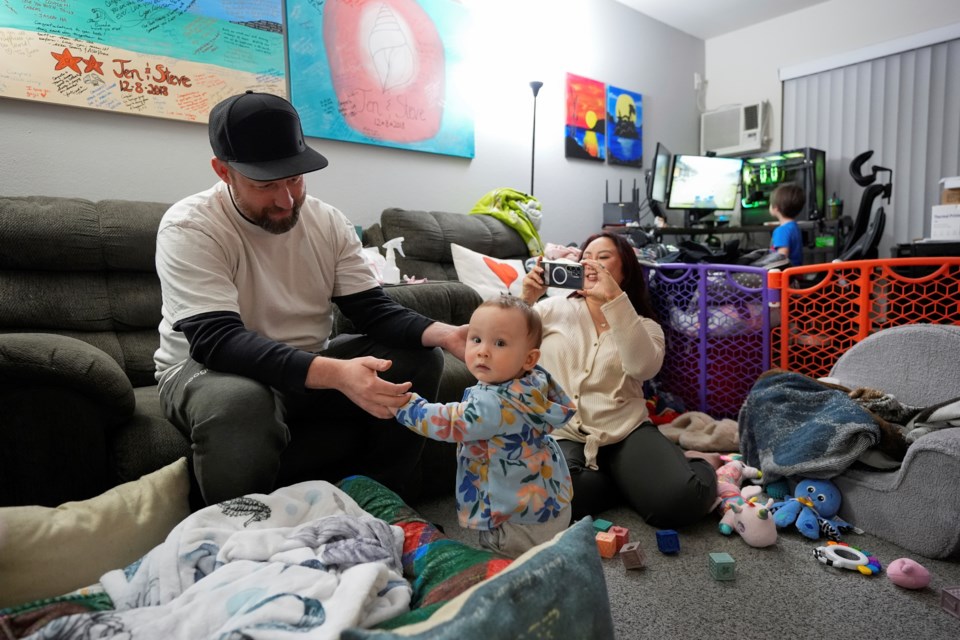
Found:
[887,558,931,589]
[592,518,613,533]
[708,552,735,581]
[620,542,646,570]
[596,525,630,558]
[712,455,777,548]
[763,478,791,500]
[596,531,619,558]
[610,525,629,548]
[814,541,882,575]
[656,529,680,554]
[942,586,960,620]
[770,478,859,541]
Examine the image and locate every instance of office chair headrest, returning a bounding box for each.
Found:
[850,150,876,187]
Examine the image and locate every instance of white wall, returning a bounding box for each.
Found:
[704,0,960,153]
[0,0,703,247]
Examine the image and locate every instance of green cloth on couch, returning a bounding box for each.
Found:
[469,188,544,256]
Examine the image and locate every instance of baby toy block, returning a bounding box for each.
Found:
[942,586,960,620]
[620,541,646,570]
[656,529,680,554]
[596,531,618,558]
[593,518,613,533]
[610,525,629,548]
[709,552,736,581]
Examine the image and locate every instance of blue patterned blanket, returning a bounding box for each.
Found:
[738,371,880,482]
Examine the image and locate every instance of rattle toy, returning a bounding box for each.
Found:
[813,541,882,575]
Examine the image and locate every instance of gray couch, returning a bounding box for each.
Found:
[0,197,526,508]
[828,324,960,559]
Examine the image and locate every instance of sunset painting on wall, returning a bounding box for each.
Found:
[565,73,605,162]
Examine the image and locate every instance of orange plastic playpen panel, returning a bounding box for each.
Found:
[770,258,960,379]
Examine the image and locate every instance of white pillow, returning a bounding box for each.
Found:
[451,243,526,300]
[0,457,191,608]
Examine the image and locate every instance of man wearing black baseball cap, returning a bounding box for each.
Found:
[154,91,467,506]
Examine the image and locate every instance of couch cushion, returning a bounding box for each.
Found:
[0,196,167,386]
[450,243,526,300]
[0,457,190,609]
[380,209,529,282]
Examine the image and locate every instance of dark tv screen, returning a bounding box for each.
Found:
[648,142,672,204]
[667,154,744,211]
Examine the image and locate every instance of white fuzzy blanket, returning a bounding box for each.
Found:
[25,481,410,639]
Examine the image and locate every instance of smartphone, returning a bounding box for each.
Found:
[542,261,584,289]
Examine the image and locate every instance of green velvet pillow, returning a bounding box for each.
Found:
[337,476,614,637]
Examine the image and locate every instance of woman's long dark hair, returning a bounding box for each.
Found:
[578,231,659,321]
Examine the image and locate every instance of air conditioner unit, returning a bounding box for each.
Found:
[700,102,766,157]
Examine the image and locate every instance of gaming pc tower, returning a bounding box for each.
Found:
[740,147,826,225]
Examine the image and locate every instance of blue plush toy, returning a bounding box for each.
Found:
[769,479,858,541]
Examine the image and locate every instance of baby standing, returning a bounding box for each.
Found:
[394,296,575,558]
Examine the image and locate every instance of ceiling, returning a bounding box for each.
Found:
[612,0,830,40]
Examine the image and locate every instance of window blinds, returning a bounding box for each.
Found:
[782,38,960,254]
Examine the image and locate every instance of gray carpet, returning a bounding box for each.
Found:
[416,497,960,640]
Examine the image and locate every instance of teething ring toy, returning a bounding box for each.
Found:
[813,541,882,575]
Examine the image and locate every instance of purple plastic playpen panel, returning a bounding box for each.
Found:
[646,263,775,419]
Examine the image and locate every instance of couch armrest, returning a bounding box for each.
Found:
[0,333,135,420]
[0,333,138,506]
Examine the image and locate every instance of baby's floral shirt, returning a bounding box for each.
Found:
[395,365,576,531]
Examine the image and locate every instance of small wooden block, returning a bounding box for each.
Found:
[596,531,618,558]
[593,518,613,533]
[656,529,680,554]
[610,525,629,547]
[620,541,646,569]
[709,552,736,581]
[942,586,960,620]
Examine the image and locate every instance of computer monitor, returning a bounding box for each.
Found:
[667,154,744,224]
[648,142,672,204]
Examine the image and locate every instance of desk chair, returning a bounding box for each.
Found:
[835,150,891,262]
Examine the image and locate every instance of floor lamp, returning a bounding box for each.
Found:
[529,81,543,197]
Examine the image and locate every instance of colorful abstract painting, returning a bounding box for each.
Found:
[565,72,605,162]
[607,84,643,167]
[287,0,474,158]
[0,1,285,122]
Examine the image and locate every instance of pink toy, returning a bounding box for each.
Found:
[712,457,777,548]
[887,558,931,589]
[610,525,629,548]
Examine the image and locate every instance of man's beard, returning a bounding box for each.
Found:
[230,187,304,235]
[257,203,301,234]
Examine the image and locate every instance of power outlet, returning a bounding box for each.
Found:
[694,72,702,90]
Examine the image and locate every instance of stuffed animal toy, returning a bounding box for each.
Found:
[712,457,777,548]
[770,478,859,541]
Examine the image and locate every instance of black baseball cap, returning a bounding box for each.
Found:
[208,91,328,181]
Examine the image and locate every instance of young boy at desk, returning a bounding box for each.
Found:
[393,296,575,559]
[769,182,806,266]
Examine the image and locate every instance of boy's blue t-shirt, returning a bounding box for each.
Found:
[771,220,803,266]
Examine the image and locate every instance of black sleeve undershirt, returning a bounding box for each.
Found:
[174,287,434,393]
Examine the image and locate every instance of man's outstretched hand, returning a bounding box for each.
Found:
[306,356,412,419]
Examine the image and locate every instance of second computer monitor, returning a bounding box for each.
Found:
[648,142,672,204]
[667,154,744,216]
